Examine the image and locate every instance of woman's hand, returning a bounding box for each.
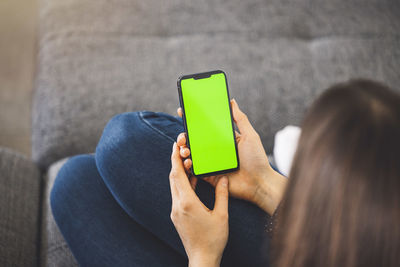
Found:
[169,142,229,267]
[177,99,286,215]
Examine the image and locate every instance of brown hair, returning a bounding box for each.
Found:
[273,79,400,267]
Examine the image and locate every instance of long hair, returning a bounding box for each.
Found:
[273,80,400,267]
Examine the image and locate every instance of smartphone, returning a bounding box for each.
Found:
[177,70,239,178]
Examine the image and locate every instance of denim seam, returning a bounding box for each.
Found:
[138,111,176,142]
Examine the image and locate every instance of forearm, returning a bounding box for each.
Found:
[254,168,287,215]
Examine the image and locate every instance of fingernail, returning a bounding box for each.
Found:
[173,142,176,150]
[221,176,228,187]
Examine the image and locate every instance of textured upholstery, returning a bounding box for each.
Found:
[41,158,78,267]
[33,0,400,169]
[0,148,41,267]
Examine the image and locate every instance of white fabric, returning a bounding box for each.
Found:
[273,125,301,177]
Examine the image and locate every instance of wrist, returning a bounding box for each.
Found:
[188,253,221,267]
[254,167,287,215]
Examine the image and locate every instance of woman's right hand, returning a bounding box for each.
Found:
[177,99,286,215]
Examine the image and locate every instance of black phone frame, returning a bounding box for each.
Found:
[177,70,240,178]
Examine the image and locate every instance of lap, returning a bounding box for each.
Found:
[96,111,271,266]
[51,154,187,267]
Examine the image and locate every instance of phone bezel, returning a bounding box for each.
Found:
[177,70,240,178]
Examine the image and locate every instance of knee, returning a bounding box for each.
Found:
[100,112,141,144]
[50,155,96,222]
[96,112,142,153]
[95,112,144,173]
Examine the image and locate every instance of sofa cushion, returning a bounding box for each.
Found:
[41,158,78,267]
[33,0,400,168]
[0,148,41,267]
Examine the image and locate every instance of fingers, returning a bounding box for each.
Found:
[177,107,183,118]
[177,132,192,173]
[184,158,192,171]
[177,132,186,146]
[170,143,194,198]
[231,99,256,136]
[180,146,190,158]
[177,132,191,172]
[214,176,229,215]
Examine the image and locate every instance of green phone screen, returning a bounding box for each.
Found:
[180,72,238,176]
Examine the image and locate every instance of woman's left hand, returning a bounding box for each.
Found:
[169,142,229,267]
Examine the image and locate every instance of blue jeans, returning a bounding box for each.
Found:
[51,111,270,267]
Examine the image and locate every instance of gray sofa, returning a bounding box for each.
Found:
[1,0,399,266]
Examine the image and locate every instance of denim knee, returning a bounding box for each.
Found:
[95,111,183,191]
[95,112,143,173]
[50,155,96,223]
[95,111,182,164]
[96,112,141,152]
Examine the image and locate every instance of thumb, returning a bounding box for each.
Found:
[214,176,229,214]
[231,99,256,136]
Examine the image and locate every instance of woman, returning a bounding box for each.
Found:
[51,79,400,267]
